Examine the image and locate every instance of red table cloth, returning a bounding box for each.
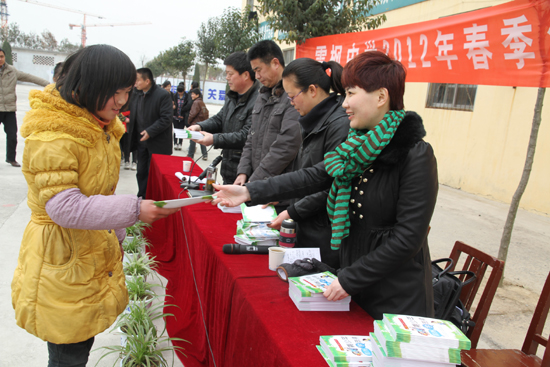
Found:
[145,154,374,367]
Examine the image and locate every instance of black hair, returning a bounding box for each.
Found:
[247,40,285,68]
[191,81,199,89]
[162,80,171,88]
[190,88,202,98]
[56,44,136,114]
[282,58,344,95]
[176,84,185,93]
[136,67,154,84]
[224,51,255,81]
[53,62,64,82]
[0,48,4,56]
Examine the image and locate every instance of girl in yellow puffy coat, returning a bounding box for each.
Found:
[11,45,179,367]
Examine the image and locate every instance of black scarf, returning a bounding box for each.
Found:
[298,93,339,136]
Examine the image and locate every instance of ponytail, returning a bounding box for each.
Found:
[283,58,345,95]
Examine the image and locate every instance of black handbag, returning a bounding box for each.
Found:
[432,258,477,333]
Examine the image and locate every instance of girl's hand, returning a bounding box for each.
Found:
[324,278,349,301]
[267,210,289,230]
[138,200,180,224]
[211,184,251,207]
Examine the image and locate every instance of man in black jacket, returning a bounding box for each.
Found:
[189,52,260,184]
[128,68,173,198]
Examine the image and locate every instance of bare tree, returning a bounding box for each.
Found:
[498,87,546,286]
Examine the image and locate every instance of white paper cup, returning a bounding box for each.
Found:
[183,161,192,172]
[268,247,286,271]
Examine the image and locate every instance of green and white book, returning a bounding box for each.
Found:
[153,195,213,209]
[234,235,277,247]
[236,220,279,240]
[173,128,204,140]
[289,290,349,311]
[320,335,374,363]
[370,333,456,367]
[288,271,341,298]
[317,346,372,367]
[289,285,349,303]
[373,320,462,364]
[382,314,471,350]
[240,204,277,223]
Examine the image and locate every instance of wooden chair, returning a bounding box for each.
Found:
[461,270,550,367]
[448,240,505,348]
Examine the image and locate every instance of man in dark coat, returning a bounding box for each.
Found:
[128,68,173,198]
[189,52,260,184]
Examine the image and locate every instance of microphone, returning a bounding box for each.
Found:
[222,243,270,255]
[197,155,223,181]
[181,149,211,190]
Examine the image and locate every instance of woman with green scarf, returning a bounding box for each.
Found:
[213,51,438,319]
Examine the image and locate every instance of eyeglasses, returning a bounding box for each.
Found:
[287,88,308,103]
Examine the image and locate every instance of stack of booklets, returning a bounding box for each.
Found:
[234,219,279,247]
[370,314,471,367]
[316,335,374,367]
[288,271,351,311]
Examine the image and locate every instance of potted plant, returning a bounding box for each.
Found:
[97,322,188,367]
[125,277,157,313]
[116,299,170,347]
[126,221,152,239]
[122,236,150,264]
[123,254,158,281]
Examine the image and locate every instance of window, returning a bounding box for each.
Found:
[426,83,477,111]
[283,49,294,66]
[32,55,55,66]
[247,0,255,7]
[12,53,17,62]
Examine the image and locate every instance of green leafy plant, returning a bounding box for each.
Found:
[126,222,152,238]
[123,236,150,255]
[124,254,158,278]
[97,322,188,367]
[126,277,157,302]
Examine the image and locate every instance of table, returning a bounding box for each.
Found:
[145,154,375,367]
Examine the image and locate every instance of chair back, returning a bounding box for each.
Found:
[522,271,550,366]
[448,240,504,348]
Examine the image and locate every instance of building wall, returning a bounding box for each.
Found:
[11,48,70,83]
[244,0,550,214]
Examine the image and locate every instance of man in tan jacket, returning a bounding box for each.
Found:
[0,48,49,167]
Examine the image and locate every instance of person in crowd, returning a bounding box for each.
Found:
[119,93,137,170]
[191,81,199,90]
[212,51,438,320]
[189,51,261,184]
[235,40,301,212]
[186,88,209,160]
[52,62,64,83]
[12,44,179,367]
[173,82,192,150]
[128,68,173,198]
[0,48,49,167]
[265,58,349,269]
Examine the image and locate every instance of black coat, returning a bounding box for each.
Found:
[285,94,349,269]
[128,83,174,155]
[198,80,260,184]
[173,91,192,129]
[246,112,438,319]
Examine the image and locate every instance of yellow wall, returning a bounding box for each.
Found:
[244,0,550,214]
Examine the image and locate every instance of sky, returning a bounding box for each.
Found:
[7,0,243,67]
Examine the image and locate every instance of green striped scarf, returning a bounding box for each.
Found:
[324,110,406,249]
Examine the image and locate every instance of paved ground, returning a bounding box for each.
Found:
[1,84,549,366]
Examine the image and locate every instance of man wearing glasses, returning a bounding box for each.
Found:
[234,40,301,213]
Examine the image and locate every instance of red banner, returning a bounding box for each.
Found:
[296,0,550,88]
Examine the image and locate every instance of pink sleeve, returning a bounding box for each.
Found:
[45,188,141,231]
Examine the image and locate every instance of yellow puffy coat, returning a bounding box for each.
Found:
[12,85,129,344]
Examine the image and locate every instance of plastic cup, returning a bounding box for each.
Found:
[183,161,192,172]
[268,247,286,271]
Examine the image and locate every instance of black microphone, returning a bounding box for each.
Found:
[181,148,212,190]
[222,243,270,255]
[197,155,223,181]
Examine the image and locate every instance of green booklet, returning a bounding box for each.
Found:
[373,320,462,364]
[240,204,277,223]
[317,345,373,367]
[288,271,339,298]
[154,195,213,209]
[320,335,374,363]
[382,314,471,350]
[236,220,279,240]
[370,333,456,367]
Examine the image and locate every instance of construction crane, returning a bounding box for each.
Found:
[14,0,151,47]
[69,21,151,48]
